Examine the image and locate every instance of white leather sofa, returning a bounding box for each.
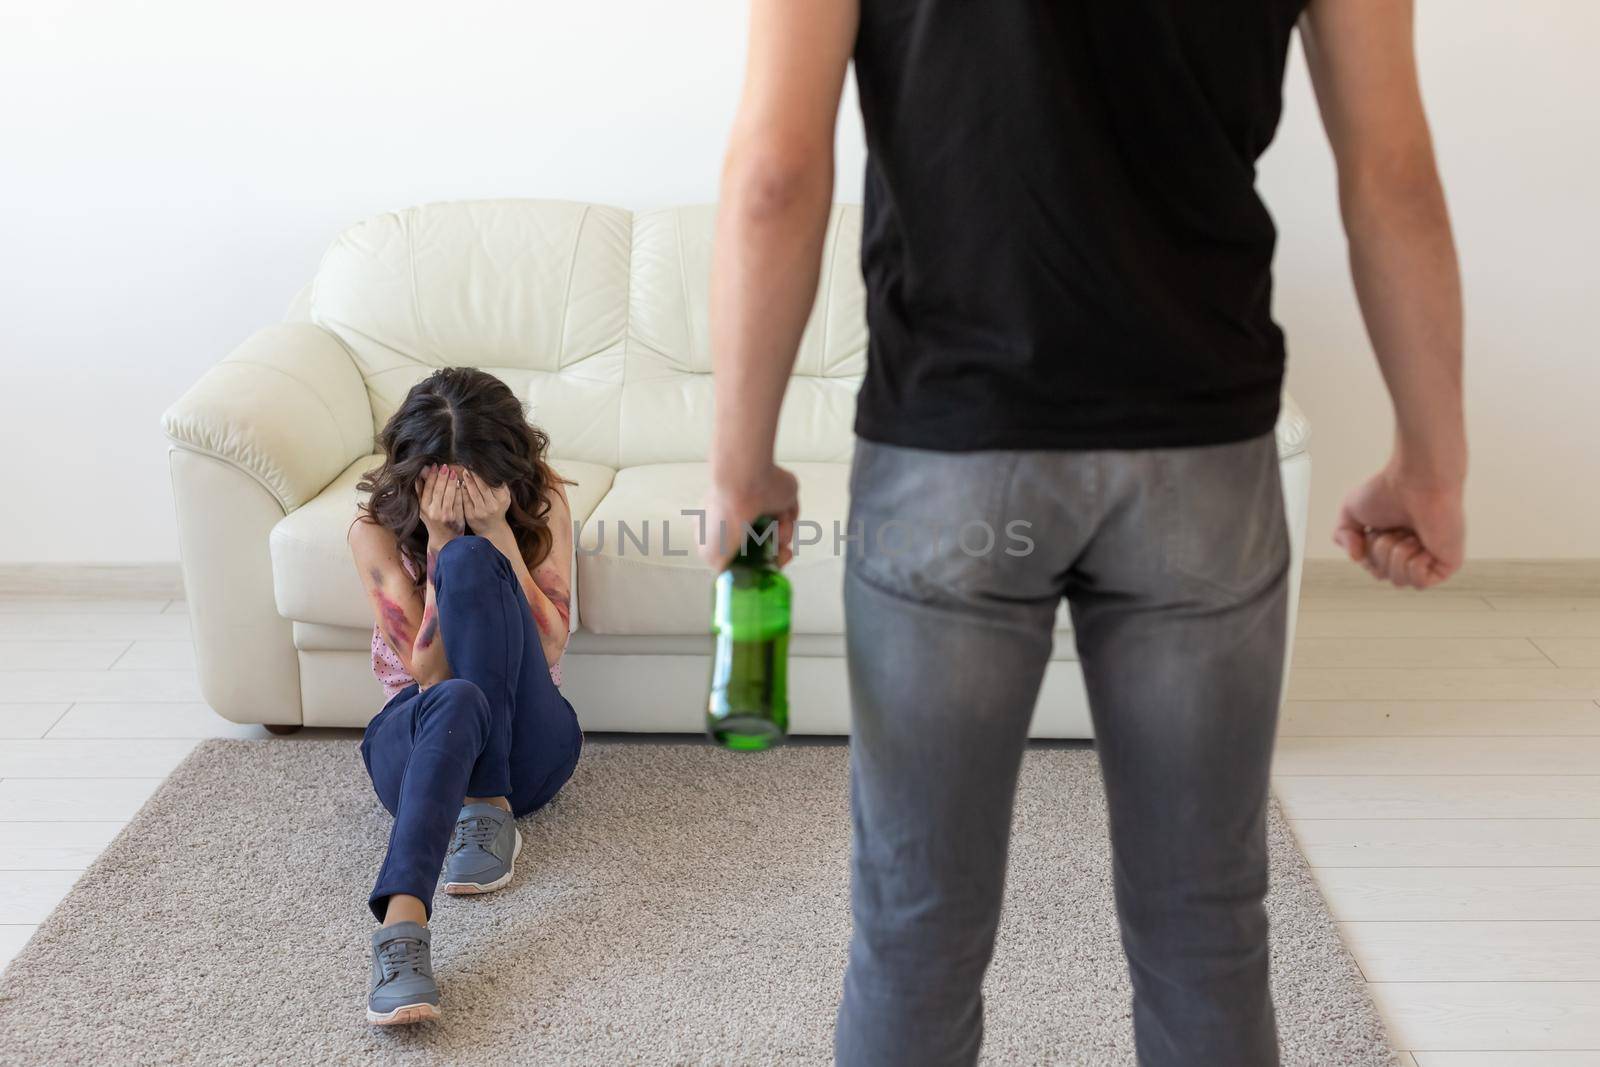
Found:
[162,199,1312,736]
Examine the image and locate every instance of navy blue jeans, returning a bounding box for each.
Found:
[361,535,582,921]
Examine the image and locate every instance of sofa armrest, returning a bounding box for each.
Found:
[1276,391,1311,459]
[161,323,372,511]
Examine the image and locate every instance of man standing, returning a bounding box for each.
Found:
[704,1,1465,1063]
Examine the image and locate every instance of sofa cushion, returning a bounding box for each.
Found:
[621,205,866,468]
[271,454,615,630]
[311,201,634,469]
[577,462,850,636]
[309,200,878,474]
[1275,392,1310,459]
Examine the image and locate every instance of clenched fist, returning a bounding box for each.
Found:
[1334,461,1465,589]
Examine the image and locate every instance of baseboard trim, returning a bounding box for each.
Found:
[0,563,185,599]
[1302,558,1600,596]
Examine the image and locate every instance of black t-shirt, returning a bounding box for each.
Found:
[852,0,1308,451]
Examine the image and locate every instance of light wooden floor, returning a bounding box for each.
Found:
[3,587,1599,1063]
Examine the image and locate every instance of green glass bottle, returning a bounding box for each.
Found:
[707,515,791,751]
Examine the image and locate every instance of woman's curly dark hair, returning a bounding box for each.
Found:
[357,368,571,582]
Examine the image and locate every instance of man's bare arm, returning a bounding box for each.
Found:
[702,0,859,566]
[1303,0,1466,586]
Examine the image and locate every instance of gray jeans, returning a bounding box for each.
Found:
[834,434,1290,1067]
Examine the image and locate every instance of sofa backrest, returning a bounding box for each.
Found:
[309,199,867,470]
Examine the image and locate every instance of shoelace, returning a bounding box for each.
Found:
[449,815,499,856]
[377,937,427,986]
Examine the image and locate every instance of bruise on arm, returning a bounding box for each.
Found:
[526,484,574,654]
[530,564,571,637]
[350,518,426,672]
[417,603,440,649]
[416,548,440,649]
[369,566,416,651]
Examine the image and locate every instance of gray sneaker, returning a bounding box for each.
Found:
[442,802,522,895]
[367,922,440,1025]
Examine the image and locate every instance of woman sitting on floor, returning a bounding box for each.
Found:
[347,367,581,1025]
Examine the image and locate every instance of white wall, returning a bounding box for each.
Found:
[0,0,1594,562]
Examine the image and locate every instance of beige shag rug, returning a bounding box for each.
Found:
[0,739,1397,1065]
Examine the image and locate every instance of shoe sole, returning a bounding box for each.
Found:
[443,828,522,896]
[367,1002,440,1026]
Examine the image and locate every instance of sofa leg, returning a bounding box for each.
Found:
[264,723,303,736]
